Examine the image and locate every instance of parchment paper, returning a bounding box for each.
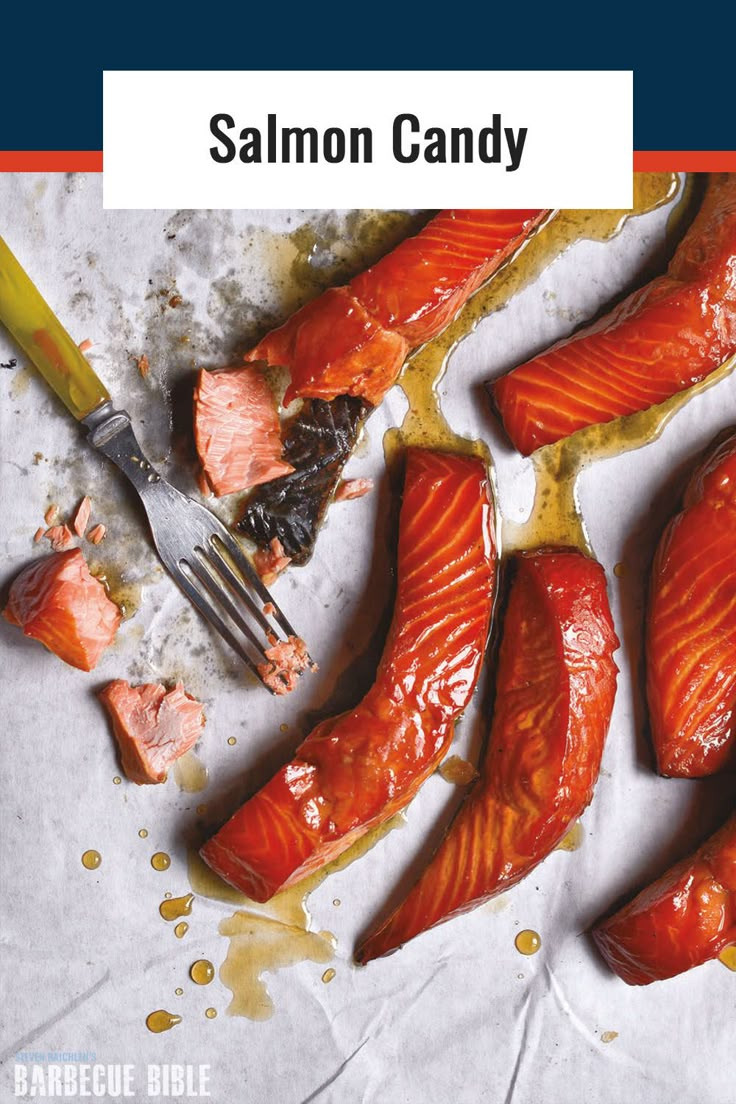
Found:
[1,175,734,1104]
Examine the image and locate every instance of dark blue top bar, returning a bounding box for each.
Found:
[0,9,730,152]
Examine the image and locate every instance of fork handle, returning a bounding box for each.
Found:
[0,235,110,420]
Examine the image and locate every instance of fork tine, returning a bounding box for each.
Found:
[190,548,272,657]
[174,560,263,680]
[205,540,273,637]
[212,531,300,640]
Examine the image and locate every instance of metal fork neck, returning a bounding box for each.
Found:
[82,401,162,493]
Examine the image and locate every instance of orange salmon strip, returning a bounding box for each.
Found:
[246,209,548,407]
[493,174,736,455]
[593,813,736,985]
[200,448,497,901]
[647,429,736,776]
[357,548,618,963]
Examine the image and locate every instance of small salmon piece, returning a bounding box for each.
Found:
[44,524,75,551]
[136,353,150,378]
[87,523,107,545]
[193,366,294,497]
[33,527,45,543]
[44,504,59,526]
[335,477,374,501]
[3,548,121,671]
[98,680,205,784]
[78,338,93,354]
[72,496,92,538]
[262,602,276,617]
[258,636,316,695]
[253,538,291,587]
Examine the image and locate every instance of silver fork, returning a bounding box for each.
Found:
[0,234,309,691]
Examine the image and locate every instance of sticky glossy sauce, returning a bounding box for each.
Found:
[174,922,189,939]
[718,945,736,971]
[502,353,736,554]
[438,755,479,786]
[151,852,171,872]
[145,1010,181,1034]
[321,968,336,984]
[555,822,584,852]
[189,959,215,985]
[138,828,149,839]
[205,1008,217,1019]
[384,174,680,471]
[159,893,194,922]
[173,752,209,794]
[192,814,405,1019]
[515,929,542,956]
[81,850,101,870]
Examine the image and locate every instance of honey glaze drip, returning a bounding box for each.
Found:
[81,850,101,870]
[146,1010,181,1034]
[189,959,215,985]
[174,922,189,939]
[515,929,542,956]
[384,174,680,466]
[159,893,194,922]
[555,821,584,852]
[219,915,335,1021]
[173,752,209,794]
[502,353,736,555]
[719,945,736,971]
[151,852,171,872]
[191,814,405,1020]
[438,755,479,786]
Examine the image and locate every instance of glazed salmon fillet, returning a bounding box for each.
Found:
[593,813,736,985]
[193,365,294,496]
[99,680,205,784]
[647,429,736,776]
[3,548,121,671]
[492,174,736,455]
[200,448,497,901]
[357,548,618,963]
[246,208,548,407]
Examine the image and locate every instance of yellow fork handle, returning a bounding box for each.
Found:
[0,235,110,420]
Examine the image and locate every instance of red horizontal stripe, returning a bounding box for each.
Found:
[1,149,733,176]
[0,151,103,172]
[634,151,736,171]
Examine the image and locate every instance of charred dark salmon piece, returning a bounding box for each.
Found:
[647,428,736,777]
[246,209,548,407]
[492,174,736,455]
[357,548,618,964]
[3,548,121,671]
[593,813,736,985]
[98,679,205,784]
[237,395,370,564]
[201,448,497,901]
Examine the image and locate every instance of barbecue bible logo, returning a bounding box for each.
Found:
[103,70,633,210]
[13,1061,211,1098]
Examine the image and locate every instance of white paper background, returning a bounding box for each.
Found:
[1,176,734,1104]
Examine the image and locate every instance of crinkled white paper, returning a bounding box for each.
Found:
[1,175,734,1104]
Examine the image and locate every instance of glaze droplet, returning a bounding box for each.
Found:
[81,850,101,870]
[515,929,541,956]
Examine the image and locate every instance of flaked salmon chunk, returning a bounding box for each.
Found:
[194,365,294,496]
[98,680,205,785]
[3,549,121,671]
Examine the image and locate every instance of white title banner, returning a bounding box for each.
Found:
[103,70,633,210]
